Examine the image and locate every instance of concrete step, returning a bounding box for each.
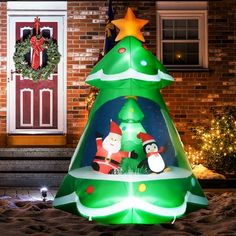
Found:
[0,148,75,158]
[0,148,75,187]
[0,173,66,187]
[0,159,71,172]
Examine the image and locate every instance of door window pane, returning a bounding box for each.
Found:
[42,29,51,39]
[22,29,32,40]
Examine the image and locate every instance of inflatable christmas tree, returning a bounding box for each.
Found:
[54,8,208,224]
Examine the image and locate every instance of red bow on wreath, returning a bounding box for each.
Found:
[30,36,45,70]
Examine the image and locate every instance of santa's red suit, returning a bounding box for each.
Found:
[92,137,131,174]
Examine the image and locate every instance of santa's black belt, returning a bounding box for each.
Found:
[94,156,120,165]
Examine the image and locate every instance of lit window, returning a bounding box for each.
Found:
[156,1,208,69]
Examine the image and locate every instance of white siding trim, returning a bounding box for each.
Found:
[7,1,67,11]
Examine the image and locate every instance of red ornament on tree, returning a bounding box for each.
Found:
[118,47,126,53]
[86,186,94,194]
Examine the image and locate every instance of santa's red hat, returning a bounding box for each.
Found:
[110,120,122,136]
[137,132,155,146]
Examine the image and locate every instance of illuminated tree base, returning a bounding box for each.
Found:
[53,167,207,224]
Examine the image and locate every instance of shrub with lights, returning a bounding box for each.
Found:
[191,106,236,175]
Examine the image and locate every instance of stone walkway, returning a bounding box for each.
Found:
[0,187,235,203]
[0,187,58,201]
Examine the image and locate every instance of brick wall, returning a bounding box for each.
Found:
[161,0,236,145]
[66,1,156,146]
[0,2,7,146]
[67,0,235,147]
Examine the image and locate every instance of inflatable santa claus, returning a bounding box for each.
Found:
[92,120,137,174]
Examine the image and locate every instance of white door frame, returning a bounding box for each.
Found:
[7,1,67,134]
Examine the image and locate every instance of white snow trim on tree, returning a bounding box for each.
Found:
[69,166,192,182]
[53,191,208,219]
[86,68,174,82]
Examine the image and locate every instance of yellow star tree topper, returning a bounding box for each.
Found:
[112,7,149,42]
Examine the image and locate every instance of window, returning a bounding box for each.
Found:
[156,1,208,69]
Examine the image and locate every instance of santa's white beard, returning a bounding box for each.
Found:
[102,134,121,153]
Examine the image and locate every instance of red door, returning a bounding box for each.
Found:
[14,21,58,129]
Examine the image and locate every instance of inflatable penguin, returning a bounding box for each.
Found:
[137,132,165,174]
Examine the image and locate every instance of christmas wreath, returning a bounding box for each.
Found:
[13,35,61,81]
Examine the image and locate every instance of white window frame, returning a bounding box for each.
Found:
[156,1,208,69]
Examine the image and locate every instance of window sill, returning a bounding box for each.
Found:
[166,67,211,72]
